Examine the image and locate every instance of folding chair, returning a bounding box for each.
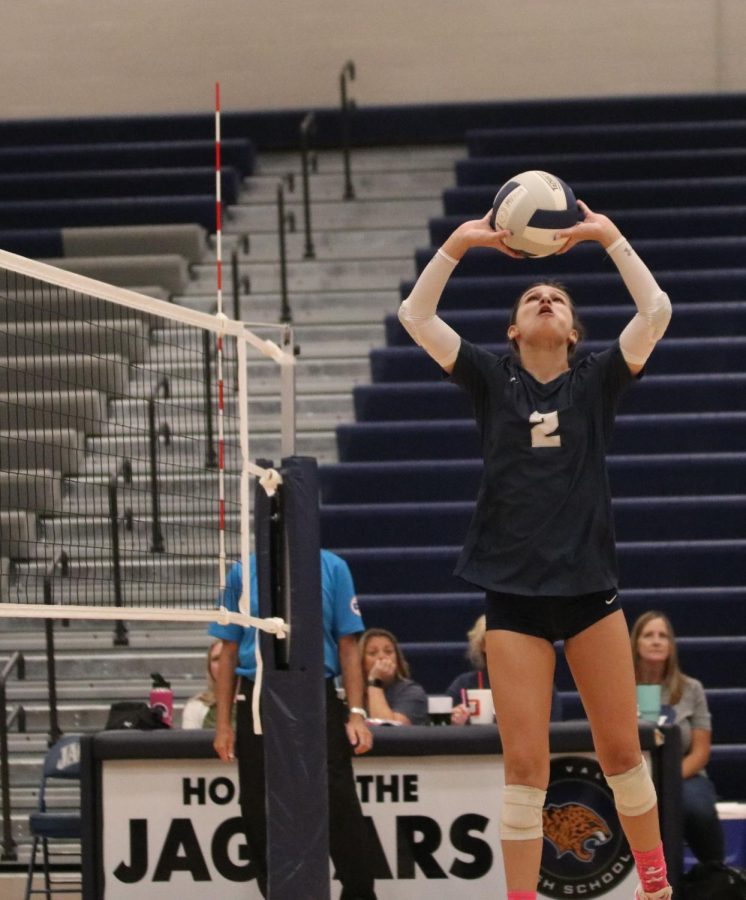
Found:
[24,734,82,899]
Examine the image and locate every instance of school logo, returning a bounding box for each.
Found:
[350,596,361,617]
[539,757,634,898]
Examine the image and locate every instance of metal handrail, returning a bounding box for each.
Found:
[277,183,292,323]
[43,551,70,745]
[109,459,133,646]
[0,651,26,860]
[340,60,356,200]
[147,377,171,553]
[300,112,317,259]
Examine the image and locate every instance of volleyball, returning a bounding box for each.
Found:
[489,170,581,258]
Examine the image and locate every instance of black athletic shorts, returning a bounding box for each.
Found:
[485,587,621,643]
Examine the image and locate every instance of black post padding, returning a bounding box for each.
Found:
[656,723,684,893]
[255,456,330,900]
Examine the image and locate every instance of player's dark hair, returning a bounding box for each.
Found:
[508,281,585,359]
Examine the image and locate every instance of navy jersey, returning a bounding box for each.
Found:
[450,339,637,596]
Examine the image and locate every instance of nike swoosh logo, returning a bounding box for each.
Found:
[605,594,618,605]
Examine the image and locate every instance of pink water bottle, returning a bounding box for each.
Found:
[150,673,173,727]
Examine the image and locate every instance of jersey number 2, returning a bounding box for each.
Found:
[529,410,561,447]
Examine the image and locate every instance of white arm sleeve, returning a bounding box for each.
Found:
[609,236,672,367]
[398,248,462,369]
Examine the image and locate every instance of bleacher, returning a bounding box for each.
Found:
[319,93,746,803]
[0,96,744,869]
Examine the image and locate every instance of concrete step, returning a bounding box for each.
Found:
[240,169,453,203]
[185,256,414,294]
[131,356,371,394]
[1,650,205,682]
[0,625,206,651]
[174,289,399,326]
[206,226,429,262]
[224,197,443,233]
[254,145,463,175]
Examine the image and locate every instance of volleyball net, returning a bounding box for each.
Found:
[0,248,297,637]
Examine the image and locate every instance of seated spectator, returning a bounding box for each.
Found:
[446,615,563,725]
[631,610,725,866]
[360,628,429,725]
[182,639,232,729]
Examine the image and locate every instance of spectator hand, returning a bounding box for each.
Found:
[450,704,471,726]
[368,656,397,683]
[346,717,373,755]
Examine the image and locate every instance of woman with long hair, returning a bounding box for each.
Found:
[360,627,429,725]
[398,200,673,899]
[631,611,725,866]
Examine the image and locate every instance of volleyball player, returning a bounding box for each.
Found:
[398,200,673,900]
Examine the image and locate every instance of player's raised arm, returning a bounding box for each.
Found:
[398,212,521,375]
[556,200,672,376]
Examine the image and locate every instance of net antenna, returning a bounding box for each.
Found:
[0,247,294,651]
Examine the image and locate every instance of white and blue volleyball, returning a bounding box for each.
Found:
[489,170,580,258]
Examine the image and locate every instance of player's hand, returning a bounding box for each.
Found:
[445,211,525,260]
[555,200,622,253]
[213,723,235,762]
[450,704,471,726]
[346,716,373,755]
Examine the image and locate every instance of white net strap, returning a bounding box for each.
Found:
[0,603,289,636]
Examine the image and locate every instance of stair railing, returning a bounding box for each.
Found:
[340,60,356,200]
[108,459,133,646]
[300,112,317,259]
[147,377,171,553]
[0,651,26,860]
[43,551,70,746]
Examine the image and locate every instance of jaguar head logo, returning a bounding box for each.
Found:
[543,802,612,862]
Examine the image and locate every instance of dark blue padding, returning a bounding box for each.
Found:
[353,374,746,421]
[554,638,746,691]
[415,238,746,277]
[708,746,746,801]
[456,148,746,187]
[386,303,746,345]
[395,637,746,695]
[0,167,241,204]
[358,587,746,642]
[0,138,254,175]
[0,93,744,149]
[321,495,746,547]
[336,413,746,461]
[398,270,746,310]
[466,119,746,157]
[445,178,746,215]
[320,454,746,504]
[557,689,746,743]
[371,338,746,382]
[0,196,216,230]
[333,541,746,594]
[0,228,64,257]
[432,205,746,244]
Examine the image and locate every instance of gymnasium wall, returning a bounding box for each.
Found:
[1,0,745,120]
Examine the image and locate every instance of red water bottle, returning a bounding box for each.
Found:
[150,673,173,727]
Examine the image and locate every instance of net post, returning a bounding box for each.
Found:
[255,456,329,899]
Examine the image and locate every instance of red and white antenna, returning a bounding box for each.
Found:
[214,81,226,593]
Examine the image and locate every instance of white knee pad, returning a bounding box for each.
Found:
[500,784,546,841]
[605,759,657,817]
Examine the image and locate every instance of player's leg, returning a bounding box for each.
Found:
[485,628,556,896]
[565,610,671,898]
